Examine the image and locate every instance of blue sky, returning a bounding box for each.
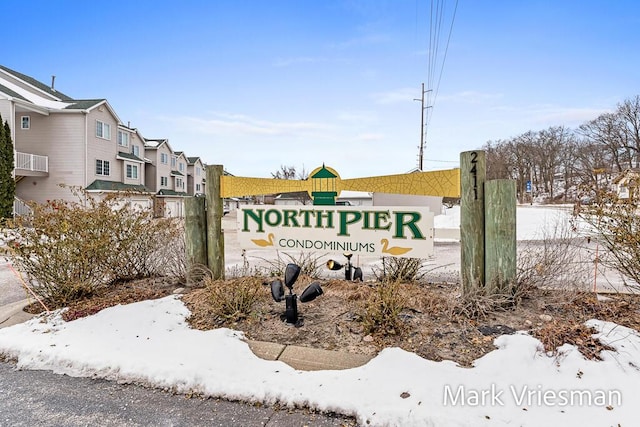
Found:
[5,1,640,178]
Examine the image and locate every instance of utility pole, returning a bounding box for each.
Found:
[413,83,432,171]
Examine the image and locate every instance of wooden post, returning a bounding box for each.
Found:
[460,150,486,295]
[184,196,207,285]
[484,179,517,295]
[206,165,225,280]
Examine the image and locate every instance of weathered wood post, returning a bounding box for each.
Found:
[206,165,225,280]
[484,179,517,295]
[460,150,486,295]
[184,196,207,285]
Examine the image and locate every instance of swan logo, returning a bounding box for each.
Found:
[237,206,434,258]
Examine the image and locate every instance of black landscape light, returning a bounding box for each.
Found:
[353,267,363,282]
[284,263,301,291]
[343,253,353,280]
[326,252,363,281]
[300,281,323,302]
[268,263,325,325]
[270,280,285,302]
[326,259,343,270]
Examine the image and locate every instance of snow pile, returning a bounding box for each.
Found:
[0,296,638,426]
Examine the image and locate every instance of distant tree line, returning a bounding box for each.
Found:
[482,95,640,203]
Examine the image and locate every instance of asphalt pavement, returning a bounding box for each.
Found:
[0,361,356,427]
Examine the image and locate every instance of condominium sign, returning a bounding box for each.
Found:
[237,205,434,258]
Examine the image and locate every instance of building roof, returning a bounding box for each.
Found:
[171,170,184,176]
[85,179,151,193]
[0,65,73,101]
[187,157,201,164]
[116,151,145,163]
[0,83,28,101]
[64,99,105,110]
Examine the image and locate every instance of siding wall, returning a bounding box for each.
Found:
[157,146,172,191]
[187,160,205,195]
[86,108,121,186]
[15,112,85,204]
[144,149,158,190]
[144,145,172,193]
[0,100,11,129]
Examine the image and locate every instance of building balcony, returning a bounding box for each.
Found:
[14,151,48,176]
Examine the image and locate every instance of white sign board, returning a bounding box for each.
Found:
[237,205,434,258]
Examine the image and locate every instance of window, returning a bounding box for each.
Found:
[196,184,201,192]
[160,176,168,186]
[171,156,177,168]
[96,120,111,140]
[196,167,201,176]
[96,159,110,176]
[126,164,138,179]
[21,116,30,130]
[160,153,168,164]
[176,178,183,189]
[132,145,140,157]
[179,162,185,172]
[118,131,129,147]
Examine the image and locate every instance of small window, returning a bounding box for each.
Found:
[179,162,185,172]
[126,164,138,179]
[21,116,30,130]
[96,159,110,176]
[176,178,183,189]
[196,184,201,192]
[96,120,111,140]
[118,131,129,147]
[160,176,168,186]
[171,156,177,168]
[160,153,168,164]
[196,167,201,176]
[132,145,140,157]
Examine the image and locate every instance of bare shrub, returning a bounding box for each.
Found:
[6,188,181,306]
[452,286,514,319]
[576,190,640,287]
[372,257,427,283]
[516,211,590,301]
[153,222,187,282]
[205,276,265,321]
[360,280,407,335]
[256,251,325,278]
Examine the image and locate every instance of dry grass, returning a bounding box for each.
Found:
[23,275,640,367]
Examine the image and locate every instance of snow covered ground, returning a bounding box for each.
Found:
[1,204,639,426]
[0,297,638,426]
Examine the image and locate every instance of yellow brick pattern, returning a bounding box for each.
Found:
[220,167,460,199]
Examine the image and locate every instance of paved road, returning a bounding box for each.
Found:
[0,362,356,427]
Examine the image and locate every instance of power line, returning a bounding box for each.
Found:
[416,0,458,171]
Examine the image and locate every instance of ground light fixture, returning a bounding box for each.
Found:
[326,252,363,281]
[267,263,324,325]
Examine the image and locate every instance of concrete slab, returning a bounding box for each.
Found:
[246,340,286,361]
[278,345,372,371]
[0,299,34,328]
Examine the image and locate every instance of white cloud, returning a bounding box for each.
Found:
[371,87,418,105]
[437,91,504,104]
[162,112,333,138]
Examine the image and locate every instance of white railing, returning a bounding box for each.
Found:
[14,151,48,173]
[13,197,32,217]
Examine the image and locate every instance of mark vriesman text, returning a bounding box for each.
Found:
[443,384,622,407]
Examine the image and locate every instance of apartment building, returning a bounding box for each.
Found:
[0,65,205,216]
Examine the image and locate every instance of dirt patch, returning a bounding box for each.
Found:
[25,277,640,366]
[182,277,640,366]
[24,277,181,322]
